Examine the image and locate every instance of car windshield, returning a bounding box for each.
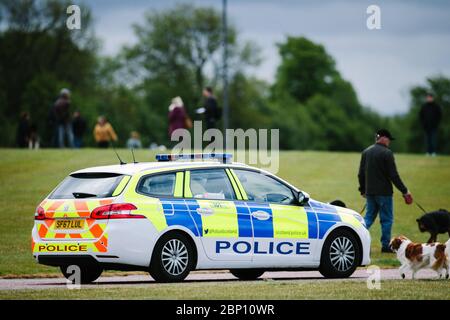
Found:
[49,173,126,199]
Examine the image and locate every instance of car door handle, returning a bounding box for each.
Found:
[196,208,214,216]
[252,210,271,221]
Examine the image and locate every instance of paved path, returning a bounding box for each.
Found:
[0,268,439,291]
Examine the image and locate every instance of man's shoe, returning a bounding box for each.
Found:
[381,247,394,253]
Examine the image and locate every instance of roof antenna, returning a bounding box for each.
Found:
[111,143,126,165]
[131,148,138,164]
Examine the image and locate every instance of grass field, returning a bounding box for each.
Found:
[0,279,448,300]
[1,149,450,277]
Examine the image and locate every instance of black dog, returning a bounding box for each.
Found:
[329,200,346,208]
[416,209,450,243]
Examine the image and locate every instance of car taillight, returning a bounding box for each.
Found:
[90,203,144,219]
[34,206,45,220]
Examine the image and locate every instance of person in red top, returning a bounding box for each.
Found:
[168,96,190,139]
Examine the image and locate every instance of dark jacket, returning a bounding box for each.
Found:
[72,116,87,138]
[420,102,442,131]
[204,96,220,124]
[53,97,71,124]
[358,143,408,196]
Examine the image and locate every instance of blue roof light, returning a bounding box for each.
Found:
[156,153,232,163]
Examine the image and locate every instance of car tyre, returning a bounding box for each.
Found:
[230,269,265,280]
[60,265,103,284]
[319,228,361,278]
[149,232,195,283]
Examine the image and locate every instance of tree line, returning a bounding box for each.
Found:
[0,0,448,153]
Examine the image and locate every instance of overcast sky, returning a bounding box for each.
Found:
[84,0,450,115]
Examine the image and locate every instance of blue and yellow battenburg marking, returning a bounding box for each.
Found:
[157,198,347,240]
[308,200,342,239]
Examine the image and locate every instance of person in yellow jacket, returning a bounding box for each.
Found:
[93,116,118,148]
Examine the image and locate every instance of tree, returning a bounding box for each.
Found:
[272,36,338,103]
[0,0,97,146]
[223,72,271,130]
[270,36,384,151]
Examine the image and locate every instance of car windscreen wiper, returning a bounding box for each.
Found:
[72,192,98,199]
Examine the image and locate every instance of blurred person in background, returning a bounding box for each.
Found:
[93,116,118,148]
[53,88,74,148]
[16,111,31,148]
[168,96,190,139]
[420,93,442,156]
[28,123,40,149]
[72,111,87,148]
[126,131,142,149]
[197,87,220,129]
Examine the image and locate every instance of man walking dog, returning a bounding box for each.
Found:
[358,129,413,253]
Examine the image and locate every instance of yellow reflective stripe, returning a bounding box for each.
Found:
[45,230,56,238]
[174,171,184,198]
[184,171,193,198]
[229,169,248,200]
[112,176,131,196]
[84,230,94,238]
[197,200,238,237]
[42,201,52,211]
[133,201,168,231]
[271,205,309,239]
[225,169,242,200]
[339,213,361,228]
[86,201,99,212]
[123,174,142,200]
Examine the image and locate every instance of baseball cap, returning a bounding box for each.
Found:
[376,129,395,141]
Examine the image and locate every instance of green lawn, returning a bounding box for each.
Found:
[1,149,449,276]
[0,279,448,300]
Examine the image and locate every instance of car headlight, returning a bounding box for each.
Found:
[352,213,366,227]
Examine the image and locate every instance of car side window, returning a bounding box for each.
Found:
[137,173,176,197]
[234,169,295,205]
[189,169,236,200]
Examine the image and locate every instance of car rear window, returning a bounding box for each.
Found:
[49,173,127,199]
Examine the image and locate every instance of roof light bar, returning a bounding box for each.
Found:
[156,153,232,163]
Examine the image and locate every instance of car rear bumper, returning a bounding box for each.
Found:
[35,254,150,271]
[32,219,160,268]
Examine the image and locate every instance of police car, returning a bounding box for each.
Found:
[32,153,370,283]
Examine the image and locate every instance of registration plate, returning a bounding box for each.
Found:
[55,219,84,230]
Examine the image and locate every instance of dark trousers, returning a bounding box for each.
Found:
[425,128,437,154]
[97,141,109,148]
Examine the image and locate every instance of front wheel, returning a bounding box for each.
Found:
[149,232,195,283]
[60,265,103,284]
[319,229,361,278]
[230,269,265,280]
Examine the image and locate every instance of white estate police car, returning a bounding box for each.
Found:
[32,153,370,283]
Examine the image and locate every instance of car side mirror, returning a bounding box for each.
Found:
[297,191,310,206]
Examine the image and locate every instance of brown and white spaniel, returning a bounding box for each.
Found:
[389,236,449,279]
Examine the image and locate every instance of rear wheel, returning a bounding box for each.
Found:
[319,229,360,278]
[230,269,265,280]
[60,265,103,284]
[149,232,195,283]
